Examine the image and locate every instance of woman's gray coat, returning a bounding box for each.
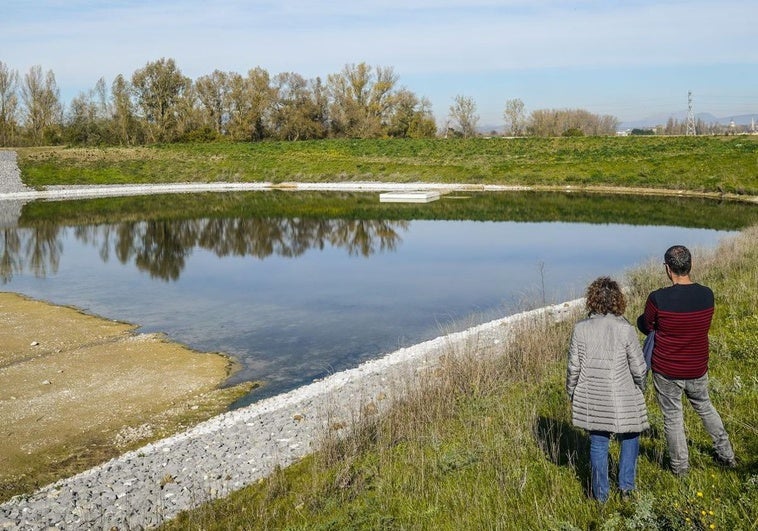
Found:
[566,313,649,433]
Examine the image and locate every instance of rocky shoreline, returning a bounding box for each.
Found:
[0,298,581,530]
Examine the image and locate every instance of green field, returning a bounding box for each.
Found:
[15,136,758,196]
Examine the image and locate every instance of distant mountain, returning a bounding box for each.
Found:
[721,114,758,126]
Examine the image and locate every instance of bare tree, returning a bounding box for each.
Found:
[65,77,111,145]
[225,67,275,142]
[21,65,62,145]
[503,98,525,136]
[173,83,202,140]
[368,65,398,129]
[408,96,437,138]
[327,63,400,138]
[195,70,231,135]
[131,58,191,142]
[527,108,618,136]
[270,72,327,140]
[328,62,373,137]
[326,67,355,137]
[111,74,139,145]
[386,89,436,138]
[448,94,479,138]
[248,67,276,141]
[0,61,19,146]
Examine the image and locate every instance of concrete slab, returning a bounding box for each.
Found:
[379,191,441,203]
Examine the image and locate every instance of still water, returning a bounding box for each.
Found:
[1,192,749,406]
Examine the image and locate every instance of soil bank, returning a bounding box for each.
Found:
[0,292,253,502]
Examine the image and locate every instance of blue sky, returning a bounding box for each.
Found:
[2,0,757,127]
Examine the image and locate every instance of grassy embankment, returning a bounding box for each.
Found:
[15,136,758,197]
[162,226,757,530]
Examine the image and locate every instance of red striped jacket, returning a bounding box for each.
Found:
[637,283,714,379]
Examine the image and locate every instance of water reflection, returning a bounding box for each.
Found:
[0,223,61,283]
[1,218,407,283]
[1,191,753,407]
[6,190,756,285]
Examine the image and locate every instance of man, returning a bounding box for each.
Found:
[637,245,736,476]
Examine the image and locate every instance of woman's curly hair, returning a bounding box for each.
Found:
[585,276,626,316]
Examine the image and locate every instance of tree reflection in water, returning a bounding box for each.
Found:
[1,217,407,283]
[8,189,755,284]
[0,223,61,283]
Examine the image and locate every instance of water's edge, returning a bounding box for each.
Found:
[0,299,581,529]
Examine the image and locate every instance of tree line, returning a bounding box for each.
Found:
[0,59,440,146]
[1,57,625,147]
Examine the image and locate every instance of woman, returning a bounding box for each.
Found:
[566,277,649,502]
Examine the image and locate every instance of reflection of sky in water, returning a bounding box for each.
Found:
[4,220,735,407]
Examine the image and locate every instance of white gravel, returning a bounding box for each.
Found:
[0,151,32,194]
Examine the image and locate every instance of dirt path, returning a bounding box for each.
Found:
[0,292,253,502]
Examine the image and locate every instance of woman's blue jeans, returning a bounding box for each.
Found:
[589,431,639,502]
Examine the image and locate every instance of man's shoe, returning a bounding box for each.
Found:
[621,490,634,501]
[672,467,689,478]
[715,454,738,468]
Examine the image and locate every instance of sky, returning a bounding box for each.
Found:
[2,0,757,128]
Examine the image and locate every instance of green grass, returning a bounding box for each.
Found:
[14,136,758,195]
[162,225,758,530]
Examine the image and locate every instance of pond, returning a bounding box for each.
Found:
[1,191,755,407]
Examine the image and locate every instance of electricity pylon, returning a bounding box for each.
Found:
[686,91,696,136]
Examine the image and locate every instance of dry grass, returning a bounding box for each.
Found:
[18,146,173,163]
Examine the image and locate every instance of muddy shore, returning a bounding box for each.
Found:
[0,292,254,503]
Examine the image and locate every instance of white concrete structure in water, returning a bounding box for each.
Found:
[379,191,441,203]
